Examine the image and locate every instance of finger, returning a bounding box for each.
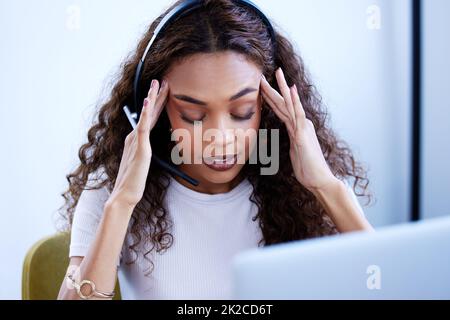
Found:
[151,80,169,128]
[137,79,160,135]
[290,84,306,121]
[275,68,297,129]
[116,132,135,184]
[261,91,289,124]
[260,75,290,121]
[261,91,295,137]
[261,82,295,139]
[260,78,296,136]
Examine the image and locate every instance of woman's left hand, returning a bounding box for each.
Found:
[260,67,338,193]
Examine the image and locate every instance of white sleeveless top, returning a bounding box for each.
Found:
[69,169,364,299]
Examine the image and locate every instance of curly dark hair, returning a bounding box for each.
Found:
[58,0,371,275]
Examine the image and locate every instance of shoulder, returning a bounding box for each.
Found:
[85,166,111,192]
[74,167,111,221]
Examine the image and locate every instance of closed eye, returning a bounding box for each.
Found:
[231,111,256,121]
[179,110,256,124]
[180,114,205,124]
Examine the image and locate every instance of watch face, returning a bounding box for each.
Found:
[77,280,96,299]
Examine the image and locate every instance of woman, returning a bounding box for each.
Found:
[58,0,373,300]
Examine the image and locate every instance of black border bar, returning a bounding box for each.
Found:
[411,0,422,221]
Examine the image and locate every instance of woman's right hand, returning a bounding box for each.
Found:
[108,79,169,209]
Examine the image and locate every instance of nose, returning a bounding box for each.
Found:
[209,117,236,154]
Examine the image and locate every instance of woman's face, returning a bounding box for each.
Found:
[164,51,262,190]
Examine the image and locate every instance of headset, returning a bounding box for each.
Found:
[123,0,277,187]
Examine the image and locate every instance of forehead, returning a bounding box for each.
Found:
[165,51,261,100]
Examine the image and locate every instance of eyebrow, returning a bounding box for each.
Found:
[172,87,258,106]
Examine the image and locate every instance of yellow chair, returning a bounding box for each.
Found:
[22,232,121,300]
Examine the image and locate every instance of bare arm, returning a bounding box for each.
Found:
[58,78,168,300]
[57,200,133,300]
[311,178,374,233]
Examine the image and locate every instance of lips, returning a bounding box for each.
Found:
[203,154,237,165]
[203,154,237,171]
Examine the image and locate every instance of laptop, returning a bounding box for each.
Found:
[231,216,450,299]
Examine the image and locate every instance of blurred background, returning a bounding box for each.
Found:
[0,0,449,299]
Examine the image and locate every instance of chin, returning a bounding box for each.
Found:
[202,164,244,184]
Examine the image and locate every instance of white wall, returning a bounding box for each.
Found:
[0,0,412,299]
[422,0,450,219]
[262,0,412,227]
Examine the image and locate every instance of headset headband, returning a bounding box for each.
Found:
[132,0,277,116]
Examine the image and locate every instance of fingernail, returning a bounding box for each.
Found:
[261,74,266,80]
[150,79,157,89]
